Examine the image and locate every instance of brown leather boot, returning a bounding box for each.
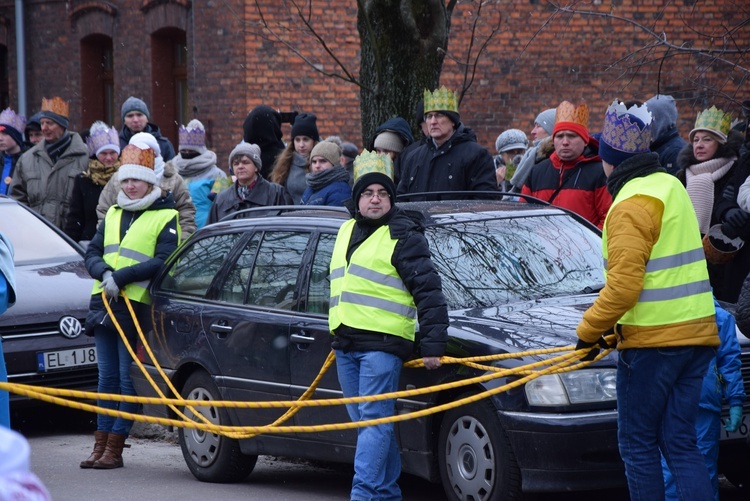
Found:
[92,433,128,469]
[79,431,108,468]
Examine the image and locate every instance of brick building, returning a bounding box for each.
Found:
[0,0,747,166]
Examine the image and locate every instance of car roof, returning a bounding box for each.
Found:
[204,196,600,234]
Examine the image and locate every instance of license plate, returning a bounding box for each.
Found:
[37,347,98,371]
[720,412,748,442]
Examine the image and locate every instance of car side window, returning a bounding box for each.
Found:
[218,233,262,304]
[247,231,310,311]
[160,234,241,297]
[306,233,336,315]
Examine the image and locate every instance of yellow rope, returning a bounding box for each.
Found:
[1,290,616,437]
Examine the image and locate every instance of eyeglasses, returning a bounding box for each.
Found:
[360,189,390,200]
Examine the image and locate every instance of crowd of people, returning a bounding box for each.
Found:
[1,89,749,501]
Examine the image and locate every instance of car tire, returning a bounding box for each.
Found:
[178,371,257,483]
[438,399,522,500]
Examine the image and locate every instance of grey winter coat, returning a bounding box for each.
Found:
[9,132,89,229]
[96,161,196,238]
[207,177,293,224]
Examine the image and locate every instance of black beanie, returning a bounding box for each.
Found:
[352,172,397,204]
[291,113,320,141]
[0,126,24,148]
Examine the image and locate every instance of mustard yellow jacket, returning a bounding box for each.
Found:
[577,194,718,349]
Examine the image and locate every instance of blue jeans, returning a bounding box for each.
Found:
[662,407,720,501]
[617,346,714,501]
[94,325,139,436]
[335,349,403,501]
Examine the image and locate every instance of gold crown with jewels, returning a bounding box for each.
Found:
[423,86,459,114]
[120,144,155,169]
[555,100,589,128]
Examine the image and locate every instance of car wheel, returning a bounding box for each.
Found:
[438,399,521,500]
[178,371,257,483]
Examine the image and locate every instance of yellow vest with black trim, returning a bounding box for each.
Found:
[603,172,714,326]
[329,219,417,340]
[91,206,180,304]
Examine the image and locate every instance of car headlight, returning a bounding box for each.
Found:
[525,369,617,406]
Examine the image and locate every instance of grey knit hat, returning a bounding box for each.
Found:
[535,108,557,136]
[228,141,262,171]
[121,96,150,121]
[373,131,405,153]
[495,129,529,153]
[310,140,342,166]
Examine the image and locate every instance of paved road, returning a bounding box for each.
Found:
[12,405,745,501]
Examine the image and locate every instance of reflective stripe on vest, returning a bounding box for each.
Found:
[91,206,179,304]
[602,172,714,326]
[328,219,417,340]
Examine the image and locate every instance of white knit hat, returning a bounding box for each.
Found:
[118,144,157,185]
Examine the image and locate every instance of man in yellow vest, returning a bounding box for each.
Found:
[576,100,720,501]
[329,150,448,501]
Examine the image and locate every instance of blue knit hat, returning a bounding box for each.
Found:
[121,96,150,121]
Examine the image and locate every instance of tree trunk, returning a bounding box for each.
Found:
[357,0,453,146]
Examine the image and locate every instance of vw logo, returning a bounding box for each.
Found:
[59,316,83,339]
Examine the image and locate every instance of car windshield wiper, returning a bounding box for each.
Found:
[581,284,604,294]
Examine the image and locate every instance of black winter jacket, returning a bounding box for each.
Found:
[64,174,104,242]
[677,130,748,302]
[119,123,176,162]
[396,124,497,198]
[331,207,449,360]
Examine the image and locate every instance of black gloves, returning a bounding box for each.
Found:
[722,184,736,201]
[575,336,612,362]
[722,208,750,239]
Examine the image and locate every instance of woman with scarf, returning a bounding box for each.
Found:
[207,142,292,224]
[270,113,319,204]
[81,144,179,470]
[170,119,230,229]
[96,132,196,239]
[64,122,121,247]
[301,140,351,206]
[678,105,747,302]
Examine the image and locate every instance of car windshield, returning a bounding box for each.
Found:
[0,203,81,264]
[425,213,603,309]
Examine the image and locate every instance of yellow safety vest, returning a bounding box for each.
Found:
[329,219,417,340]
[91,206,179,304]
[603,172,714,326]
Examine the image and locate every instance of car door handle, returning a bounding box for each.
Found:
[290,333,315,344]
[210,323,233,338]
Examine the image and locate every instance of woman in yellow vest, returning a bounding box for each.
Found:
[577,100,719,501]
[81,144,179,470]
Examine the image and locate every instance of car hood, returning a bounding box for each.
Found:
[446,294,604,361]
[0,259,93,326]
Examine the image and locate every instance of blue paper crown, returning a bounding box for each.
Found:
[601,100,653,154]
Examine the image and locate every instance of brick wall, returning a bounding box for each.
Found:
[1,0,747,166]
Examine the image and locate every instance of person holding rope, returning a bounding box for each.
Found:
[329,150,448,501]
[576,100,719,501]
[82,144,179,469]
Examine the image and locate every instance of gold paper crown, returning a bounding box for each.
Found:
[353,150,394,182]
[694,106,732,138]
[555,100,589,128]
[423,86,459,114]
[120,144,155,169]
[41,97,69,118]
